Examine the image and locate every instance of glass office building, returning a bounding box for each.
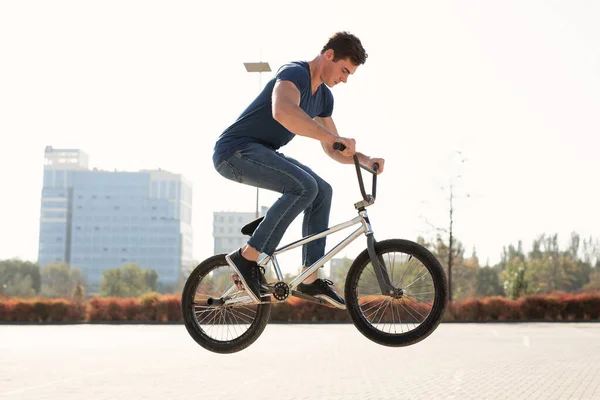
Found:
[38,146,193,289]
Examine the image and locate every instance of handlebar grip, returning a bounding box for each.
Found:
[333,142,346,151]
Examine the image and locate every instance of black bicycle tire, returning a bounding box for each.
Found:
[344,239,448,347]
[181,254,272,354]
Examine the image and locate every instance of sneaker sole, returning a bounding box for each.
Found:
[225,254,261,304]
[315,294,346,310]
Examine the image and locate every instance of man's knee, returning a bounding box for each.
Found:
[302,177,319,204]
[320,180,333,201]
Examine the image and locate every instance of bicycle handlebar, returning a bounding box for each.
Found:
[332,142,378,203]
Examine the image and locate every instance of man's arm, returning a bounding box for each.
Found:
[272,81,355,157]
[315,116,370,165]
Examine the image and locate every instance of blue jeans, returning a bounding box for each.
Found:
[214,142,332,266]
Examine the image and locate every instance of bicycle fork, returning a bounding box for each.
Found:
[362,212,396,295]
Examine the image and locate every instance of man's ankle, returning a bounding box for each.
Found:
[301,267,318,284]
[241,245,259,262]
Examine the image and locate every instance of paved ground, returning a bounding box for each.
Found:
[1,323,599,400]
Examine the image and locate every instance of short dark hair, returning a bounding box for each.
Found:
[321,31,368,66]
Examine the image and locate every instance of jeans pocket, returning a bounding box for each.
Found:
[216,160,243,183]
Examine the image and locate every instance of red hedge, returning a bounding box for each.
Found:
[86,294,181,321]
[0,292,598,322]
[446,292,600,321]
[0,297,85,322]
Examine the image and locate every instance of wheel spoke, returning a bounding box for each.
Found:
[403,297,428,320]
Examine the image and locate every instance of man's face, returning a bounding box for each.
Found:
[322,49,358,88]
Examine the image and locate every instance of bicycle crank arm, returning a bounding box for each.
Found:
[291,290,327,306]
[222,293,272,306]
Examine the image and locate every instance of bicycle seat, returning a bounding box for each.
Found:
[241,216,264,236]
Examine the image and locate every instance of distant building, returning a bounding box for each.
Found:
[213,206,269,254]
[37,146,193,289]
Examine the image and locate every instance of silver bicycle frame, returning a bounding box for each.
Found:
[222,154,392,306]
[257,210,373,290]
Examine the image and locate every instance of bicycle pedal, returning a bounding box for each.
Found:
[231,273,245,291]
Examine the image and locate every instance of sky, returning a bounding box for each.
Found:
[1,0,599,275]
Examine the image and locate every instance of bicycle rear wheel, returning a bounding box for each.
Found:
[345,239,448,347]
[181,254,271,354]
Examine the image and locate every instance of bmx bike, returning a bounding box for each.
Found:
[181,142,448,353]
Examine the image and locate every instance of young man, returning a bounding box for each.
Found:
[212,32,385,309]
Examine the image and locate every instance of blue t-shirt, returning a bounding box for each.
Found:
[213,61,334,166]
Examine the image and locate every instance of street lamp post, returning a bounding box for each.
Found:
[243,61,271,219]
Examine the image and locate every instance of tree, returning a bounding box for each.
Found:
[494,233,600,297]
[40,262,85,298]
[145,269,158,291]
[418,235,478,301]
[0,259,41,297]
[72,284,85,303]
[475,266,504,297]
[452,248,479,300]
[525,233,591,293]
[582,236,600,268]
[419,151,470,302]
[501,257,529,299]
[497,241,525,272]
[2,273,35,297]
[437,238,478,301]
[567,232,581,260]
[99,268,126,297]
[99,263,159,297]
[582,268,600,291]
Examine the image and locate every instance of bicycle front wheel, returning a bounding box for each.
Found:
[181,254,271,354]
[345,239,448,347]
